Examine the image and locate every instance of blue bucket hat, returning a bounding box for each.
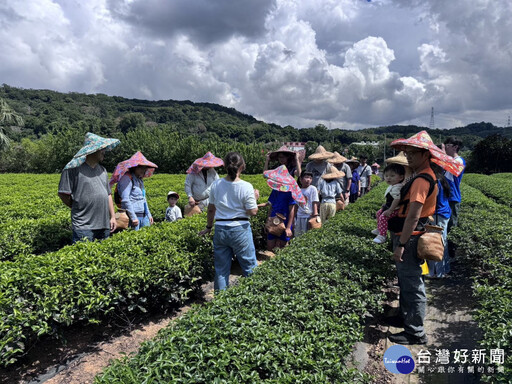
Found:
[64,132,120,169]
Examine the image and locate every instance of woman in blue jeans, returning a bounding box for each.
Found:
[199,152,260,291]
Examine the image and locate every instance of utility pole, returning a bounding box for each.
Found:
[383,134,386,162]
[429,107,435,129]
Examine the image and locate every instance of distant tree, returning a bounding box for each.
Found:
[0,98,24,150]
[468,134,512,173]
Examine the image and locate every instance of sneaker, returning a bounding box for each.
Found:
[382,315,404,328]
[373,235,386,244]
[371,229,380,235]
[388,331,428,345]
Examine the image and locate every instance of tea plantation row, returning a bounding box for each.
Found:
[450,183,512,382]
[93,182,394,383]
[0,174,272,260]
[462,173,512,208]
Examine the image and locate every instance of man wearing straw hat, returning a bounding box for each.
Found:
[305,145,333,187]
[328,151,352,205]
[58,132,120,243]
[386,131,464,345]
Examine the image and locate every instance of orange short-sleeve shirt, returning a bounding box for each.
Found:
[398,167,437,218]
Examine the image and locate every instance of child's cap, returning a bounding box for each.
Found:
[167,191,180,199]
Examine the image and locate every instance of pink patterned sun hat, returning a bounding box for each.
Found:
[391,131,464,176]
[186,152,224,174]
[109,151,158,187]
[263,165,306,205]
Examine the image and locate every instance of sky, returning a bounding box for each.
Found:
[1,0,511,130]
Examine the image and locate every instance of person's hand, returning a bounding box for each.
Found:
[344,192,350,201]
[149,216,154,225]
[188,197,196,206]
[110,217,117,232]
[382,209,392,217]
[254,189,260,200]
[393,246,404,262]
[358,190,361,197]
[199,227,212,236]
[285,228,293,238]
[132,218,139,227]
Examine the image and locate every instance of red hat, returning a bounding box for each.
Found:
[391,131,464,176]
[109,151,157,187]
[186,152,224,174]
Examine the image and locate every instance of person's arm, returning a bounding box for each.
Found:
[312,188,319,216]
[295,152,302,178]
[285,204,297,237]
[199,204,216,236]
[345,179,352,199]
[58,193,72,208]
[184,173,196,206]
[108,194,117,232]
[393,201,423,262]
[263,152,270,172]
[119,175,138,225]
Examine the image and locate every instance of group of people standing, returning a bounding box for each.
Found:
[58,130,466,348]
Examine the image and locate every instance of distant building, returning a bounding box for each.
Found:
[283,141,306,163]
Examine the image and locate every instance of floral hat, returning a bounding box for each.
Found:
[186,152,224,174]
[109,151,158,187]
[64,132,120,169]
[391,131,464,176]
[371,162,380,168]
[263,165,306,205]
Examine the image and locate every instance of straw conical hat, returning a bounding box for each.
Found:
[327,151,348,164]
[308,145,333,160]
[345,156,360,164]
[321,166,345,180]
[385,152,409,167]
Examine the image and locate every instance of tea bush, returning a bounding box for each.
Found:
[94,183,395,383]
[450,183,512,382]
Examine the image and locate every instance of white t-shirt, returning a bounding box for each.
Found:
[385,183,403,200]
[357,164,372,188]
[165,205,182,222]
[209,178,257,227]
[297,185,319,218]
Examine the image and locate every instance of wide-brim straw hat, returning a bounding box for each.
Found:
[391,131,464,176]
[308,145,334,160]
[167,191,180,199]
[345,156,360,165]
[64,132,120,170]
[268,145,296,162]
[186,152,224,174]
[263,165,306,205]
[385,152,409,167]
[327,151,348,164]
[109,151,158,187]
[321,166,345,180]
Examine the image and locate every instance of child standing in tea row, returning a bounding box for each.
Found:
[372,163,406,244]
[165,191,183,222]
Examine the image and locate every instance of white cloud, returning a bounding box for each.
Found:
[0,0,511,129]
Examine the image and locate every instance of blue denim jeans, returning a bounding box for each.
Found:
[72,228,110,243]
[427,214,450,277]
[393,234,426,338]
[213,223,258,291]
[133,213,151,230]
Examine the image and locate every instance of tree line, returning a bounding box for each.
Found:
[0,85,511,173]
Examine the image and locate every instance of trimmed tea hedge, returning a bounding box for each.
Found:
[0,215,215,366]
[94,183,394,383]
[462,173,512,208]
[450,182,512,382]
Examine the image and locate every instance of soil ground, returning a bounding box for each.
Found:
[0,254,482,384]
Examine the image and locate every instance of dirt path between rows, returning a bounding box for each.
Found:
[360,258,483,383]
